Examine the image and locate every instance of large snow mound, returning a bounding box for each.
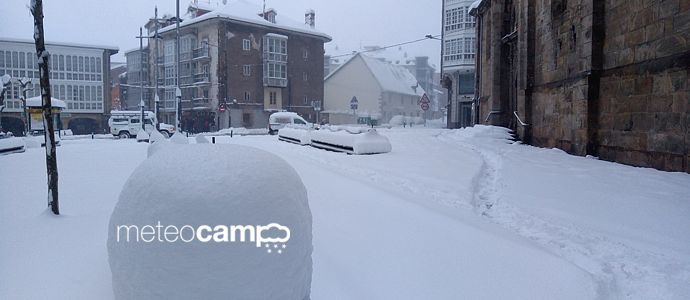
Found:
[107,144,313,299]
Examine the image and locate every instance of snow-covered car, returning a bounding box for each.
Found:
[108,111,175,139]
[268,112,309,135]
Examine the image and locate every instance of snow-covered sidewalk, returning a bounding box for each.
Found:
[1,127,688,299]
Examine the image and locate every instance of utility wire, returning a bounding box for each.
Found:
[329,34,442,59]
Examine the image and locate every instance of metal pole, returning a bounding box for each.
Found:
[175,0,181,132]
[0,75,10,133]
[18,79,32,135]
[440,0,448,128]
[139,27,146,132]
[154,6,160,130]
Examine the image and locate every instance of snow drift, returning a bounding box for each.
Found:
[107,143,313,299]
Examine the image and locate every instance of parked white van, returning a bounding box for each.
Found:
[108,111,175,139]
[268,112,309,135]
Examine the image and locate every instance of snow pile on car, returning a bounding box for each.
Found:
[278,126,312,145]
[307,127,392,155]
[107,143,313,299]
[0,136,26,155]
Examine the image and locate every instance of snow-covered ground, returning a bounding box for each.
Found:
[1,126,688,299]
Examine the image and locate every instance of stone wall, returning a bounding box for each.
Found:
[597,0,690,171]
[474,0,690,172]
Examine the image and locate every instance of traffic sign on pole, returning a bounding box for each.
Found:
[421,102,430,111]
[419,93,431,105]
[350,96,359,111]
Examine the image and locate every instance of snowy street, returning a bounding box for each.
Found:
[1,127,689,299]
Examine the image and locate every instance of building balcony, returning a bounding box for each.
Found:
[263,77,287,88]
[192,97,210,106]
[192,48,210,60]
[193,73,210,85]
[179,52,192,62]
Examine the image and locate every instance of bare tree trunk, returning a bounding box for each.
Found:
[30,0,59,215]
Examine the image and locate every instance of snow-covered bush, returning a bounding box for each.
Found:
[170,131,189,144]
[135,129,149,143]
[108,144,313,299]
[389,115,424,127]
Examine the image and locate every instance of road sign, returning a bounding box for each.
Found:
[350,96,359,110]
[419,93,431,105]
[421,102,430,111]
[312,100,322,111]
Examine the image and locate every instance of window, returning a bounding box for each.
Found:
[445,6,475,32]
[444,37,476,63]
[303,95,308,104]
[243,39,251,51]
[302,49,309,60]
[243,65,251,76]
[294,119,306,125]
[303,72,308,81]
[242,113,252,127]
[244,91,250,102]
[269,92,277,105]
[458,72,475,94]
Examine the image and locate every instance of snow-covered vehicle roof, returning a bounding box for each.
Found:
[26,96,67,108]
[159,0,331,41]
[110,110,157,118]
[269,111,302,119]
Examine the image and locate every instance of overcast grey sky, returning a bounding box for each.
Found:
[0,0,442,68]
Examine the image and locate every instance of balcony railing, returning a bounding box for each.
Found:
[193,73,210,84]
[193,47,210,60]
[192,97,210,105]
[263,77,288,88]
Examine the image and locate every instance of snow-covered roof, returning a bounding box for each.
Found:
[359,54,425,97]
[159,0,331,41]
[26,96,67,108]
[469,0,485,15]
[0,37,119,52]
[326,44,436,70]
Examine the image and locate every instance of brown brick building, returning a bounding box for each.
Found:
[471,0,690,172]
[146,2,330,132]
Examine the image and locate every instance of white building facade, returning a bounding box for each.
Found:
[441,0,477,128]
[0,38,118,135]
[324,53,425,125]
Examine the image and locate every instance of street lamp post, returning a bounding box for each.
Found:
[0,74,12,133]
[18,78,33,135]
[153,6,161,130]
[154,93,160,129]
[175,87,182,131]
[139,27,146,132]
[175,0,181,133]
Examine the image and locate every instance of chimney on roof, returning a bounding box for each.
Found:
[305,9,315,28]
[262,8,277,23]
